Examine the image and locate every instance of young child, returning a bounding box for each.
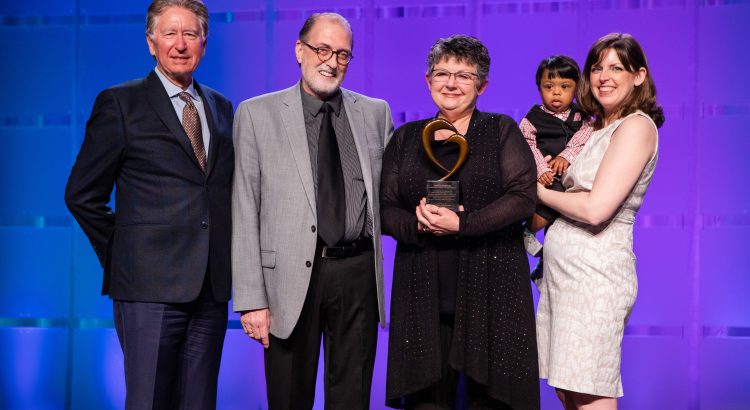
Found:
[519,55,594,280]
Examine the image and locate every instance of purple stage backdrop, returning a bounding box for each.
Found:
[1,1,749,409]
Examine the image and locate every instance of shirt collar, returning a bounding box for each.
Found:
[154,67,199,100]
[539,104,570,117]
[299,81,343,117]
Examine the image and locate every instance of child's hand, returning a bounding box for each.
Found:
[548,156,570,176]
[538,171,555,186]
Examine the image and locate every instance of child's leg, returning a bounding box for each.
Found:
[533,180,563,231]
[528,213,553,283]
[529,213,550,232]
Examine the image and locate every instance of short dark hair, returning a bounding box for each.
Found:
[298,12,353,49]
[578,33,664,129]
[427,35,490,86]
[535,55,580,89]
[146,0,209,38]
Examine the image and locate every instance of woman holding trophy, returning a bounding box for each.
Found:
[381,35,540,409]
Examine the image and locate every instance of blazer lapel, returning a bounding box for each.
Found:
[343,89,375,218]
[144,70,204,174]
[195,82,219,177]
[281,84,316,214]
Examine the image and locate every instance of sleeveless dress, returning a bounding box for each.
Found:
[535,111,658,397]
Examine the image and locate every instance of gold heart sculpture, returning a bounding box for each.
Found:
[421,118,469,181]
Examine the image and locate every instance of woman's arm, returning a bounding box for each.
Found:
[380,126,424,245]
[457,117,537,237]
[539,115,657,225]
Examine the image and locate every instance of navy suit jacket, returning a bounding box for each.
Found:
[65,70,234,303]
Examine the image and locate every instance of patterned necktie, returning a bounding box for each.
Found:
[316,102,346,246]
[178,91,206,172]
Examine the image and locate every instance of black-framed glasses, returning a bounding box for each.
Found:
[300,40,353,65]
[430,69,478,85]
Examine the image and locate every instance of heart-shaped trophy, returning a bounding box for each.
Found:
[421,118,469,211]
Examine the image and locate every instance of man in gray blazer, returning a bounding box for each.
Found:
[231,12,393,409]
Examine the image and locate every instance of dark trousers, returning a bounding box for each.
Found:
[536,179,564,222]
[264,243,379,410]
[404,317,514,410]
[113,278,228,410]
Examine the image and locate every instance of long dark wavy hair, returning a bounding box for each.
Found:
[578,33,664,129]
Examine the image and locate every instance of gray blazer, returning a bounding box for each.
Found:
[231,82,394,338]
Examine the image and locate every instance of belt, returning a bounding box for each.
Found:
[318,237,372,259]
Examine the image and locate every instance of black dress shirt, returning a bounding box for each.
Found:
[300,84,369,240]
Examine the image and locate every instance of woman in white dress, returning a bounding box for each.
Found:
[535,33,664,409]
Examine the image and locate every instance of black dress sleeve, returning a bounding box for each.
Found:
[458,116,537,237]
[380,125,424,246]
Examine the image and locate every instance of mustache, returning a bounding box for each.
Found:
[316,63,338,76]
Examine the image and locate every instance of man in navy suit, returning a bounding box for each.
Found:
[64,1,233,408]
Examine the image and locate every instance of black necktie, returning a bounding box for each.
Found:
[317,102,346,246]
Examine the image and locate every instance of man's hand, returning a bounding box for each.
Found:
[240,308,271,348]
[548,156,570,176]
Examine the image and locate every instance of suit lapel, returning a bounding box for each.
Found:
[343,89,375,218]
[281,84,316,214]
[196,82,219,177]
[144,70,204,175]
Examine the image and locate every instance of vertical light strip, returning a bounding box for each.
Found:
[686,0,702,409]
[470,0,481,38]
[64,3,82,409]
[265,0,276,92]
[576,1,589,77]
[364,0,375,96]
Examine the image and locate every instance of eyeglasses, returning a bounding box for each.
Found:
[300,40,353,65]
[430,69,479,85]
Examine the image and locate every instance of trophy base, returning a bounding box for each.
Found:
[426,180,459,211]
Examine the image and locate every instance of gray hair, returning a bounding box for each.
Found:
[299,12,354,49]
[427,35,490,85]
[146,0,209,38]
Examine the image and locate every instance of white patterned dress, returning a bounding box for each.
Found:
[536,111,658,397]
